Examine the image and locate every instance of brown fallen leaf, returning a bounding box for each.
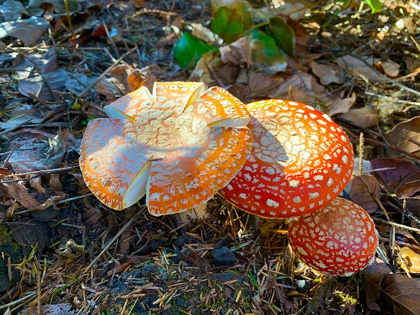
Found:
[365,258,391,313]
[3,130,65,173]
[248,71,281,98]
[111,64,145,93]
[94,76,123,101]
[399,247,420,274]
[219,36,252,67]
[375,60,400,78]
[349,175,381,214]
[380,274,420,315]
[385,116,420,159]
[327,92,356,116]
[0,176,61,210]
[339,107,380,128]
[271,72,325,99]
[0,17,49,46]
[18,68,69,100]
[310,60,345,85]
[336,55,386,82]
[0,0,29,22]
[371,158,420,198]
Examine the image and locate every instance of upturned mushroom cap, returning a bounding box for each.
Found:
[219,99,354,218]
[288,197,378,276]
[79,82,253,215]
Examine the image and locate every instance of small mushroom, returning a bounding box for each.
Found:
[219,99,354,218]
[288,197,378,276]
[80,82,253,215]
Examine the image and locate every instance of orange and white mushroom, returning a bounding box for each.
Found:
[79,82,253,215]
[219,99,354,218]
[288,197,378,276]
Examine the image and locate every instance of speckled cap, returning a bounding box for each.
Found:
[219,99,354,218]
[79,82,253,215]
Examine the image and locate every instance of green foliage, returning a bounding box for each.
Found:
[174,32,217,69]
[334,0,382,13]
[266,16,296,57]
[210,0,252,43]
[211,5,244,43]
[247,29,287,73]
[364,0,382,13]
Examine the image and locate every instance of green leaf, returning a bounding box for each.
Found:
[364,0,382,13]
[211,5,244,43]
[211,0,252,27]
[247,29,287,74]
[174,32,217,69]
[266,17,295,57]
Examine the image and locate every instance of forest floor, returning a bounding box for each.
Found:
[0,0,420,314]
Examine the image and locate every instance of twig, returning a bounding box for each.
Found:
[345,128,420,161]
[0,293,36,310]
[83,208,144,274]
[77,47,136,98]
[373,217,420,234]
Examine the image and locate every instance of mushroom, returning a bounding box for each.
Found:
[79,82,253,215]
[288,197,378,276]
[219,99,354,218]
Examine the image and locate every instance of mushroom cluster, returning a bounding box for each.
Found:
[79,82,378,275]
[80,82,253,215]
[216,99,377,275]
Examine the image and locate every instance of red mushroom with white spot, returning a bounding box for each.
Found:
[219,99,355,218]
[79,82,253,215]
[288,197,378,276]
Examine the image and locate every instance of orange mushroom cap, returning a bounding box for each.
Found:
[219,99,354,218]
[288,197,378,276]
[79,82,253,215]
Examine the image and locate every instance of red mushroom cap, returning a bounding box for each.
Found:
[219,99,355,218]
[79,82,253,215]
[288,197,378,276]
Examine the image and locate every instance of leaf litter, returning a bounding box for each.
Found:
[0,0,419,314]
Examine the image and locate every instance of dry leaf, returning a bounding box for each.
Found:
[3,130,65,173]
[327,92,356,116]
[376,60,400,77]
[380,274,420,315]
[227,83,250,103]
[29,177,45,194]
[191,23,217,44]
[336,55,386,82]
[110,65,145,93]
[271,72,325,99]
[94,76,122,100]
[385,116,420,158]
[349,175,381,214]
[66,73,96,96]
[310,60,345,85]
[220,37,252,67]
[339,107,380,128]
[365,258,391,313]
[371,158,420,198]
[0,17,49,46]
[248,72,281,98]
[399,247,420,274]
[18,68,69,100]
[0,0,29,22]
